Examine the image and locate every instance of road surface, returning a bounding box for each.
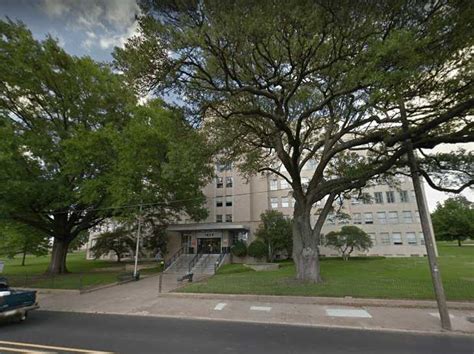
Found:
[0,311,472,353]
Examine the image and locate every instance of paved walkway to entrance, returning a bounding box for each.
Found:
[37,275,474,335]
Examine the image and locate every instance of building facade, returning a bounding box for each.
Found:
[165,162,435,259]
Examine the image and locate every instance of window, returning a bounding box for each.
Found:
[225,176,233,188]
[225,196,233,207]
[368,233,376,246]
[270,179,278,190]
[327,213,336,225]
[410,190,416,201]
[391,232,403,245]
[374,192,384,204]
[353,213,362,224]
[364,212,373,224]
[377,211,387,224]
[403,211,413,224]
[380,232,390,245]
[216,163,232,172]
[281,196,289,208]
[419,233,425,245]
[386,191,395,203]
[216,197,223,207]
[216,214,223,223]
[271,197,279,209]
[280,179,289,189]
[414,210,420,222]
[216,177,223,188]
[399,190,409,203]
[406,232,417,245]
[388,211,399,224]
[351,197,360,205]
[290,197,295,207]
[225,214,233,222]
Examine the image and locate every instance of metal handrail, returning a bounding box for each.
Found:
[188,252,203,273]
[165,246,185,269]
[201,253,211,268]
[214,251,227,273]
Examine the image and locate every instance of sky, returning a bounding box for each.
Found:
[0,0,472,211]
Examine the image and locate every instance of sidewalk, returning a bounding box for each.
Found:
[37,274,474,335]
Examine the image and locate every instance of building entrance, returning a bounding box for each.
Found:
[197,238,221,254]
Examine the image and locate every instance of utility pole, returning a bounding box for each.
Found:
[133,203,143,280]
[399,101,452,331]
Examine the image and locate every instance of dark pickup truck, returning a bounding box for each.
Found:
[0,277,39,322]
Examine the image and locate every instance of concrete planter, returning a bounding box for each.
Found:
[243,263,280,271]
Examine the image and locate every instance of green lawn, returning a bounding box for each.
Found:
[0,252,162,290]
[179,242,474,301]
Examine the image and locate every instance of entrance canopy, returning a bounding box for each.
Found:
[167,223,249,232]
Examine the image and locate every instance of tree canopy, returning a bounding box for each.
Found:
[325,226,373,261]
[431,196,474,246]
[255,210,293,262]
[0,20,212,274]
[115,0,473,281]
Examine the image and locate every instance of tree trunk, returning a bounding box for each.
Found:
[21,246,27,266]
[457,239,462,247]
[46,238,70,274]
[292,205,321,283]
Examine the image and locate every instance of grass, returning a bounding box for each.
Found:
[0,252,162,290]
[179,242,474,301]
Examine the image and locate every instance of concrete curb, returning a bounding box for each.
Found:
[161,292,474,310]
[17,288,80,295]
[38,308,474,337]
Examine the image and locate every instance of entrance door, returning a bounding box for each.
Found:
[197,238,221,254]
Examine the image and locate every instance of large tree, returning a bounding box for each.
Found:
[0,20,212,274]
[115,1,474,282]
[431,196,474,246]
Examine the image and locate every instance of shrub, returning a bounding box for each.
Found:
[247,240,267,259]
[231,240,247,257]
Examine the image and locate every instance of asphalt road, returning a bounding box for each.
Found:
[0,311,472,354]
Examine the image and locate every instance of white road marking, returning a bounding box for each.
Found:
[214,302,227,311]
[0,347,48,353]
[250,306,272,312]
[429,313,455,319]
[0,340,112,353]
[326,308,372,318]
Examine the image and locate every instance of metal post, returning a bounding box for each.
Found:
[133,203,143,279]
[158,272,163,294]
[399,101,452,331]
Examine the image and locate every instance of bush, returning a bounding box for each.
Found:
[231,240,247,257]
[247,240,267,259]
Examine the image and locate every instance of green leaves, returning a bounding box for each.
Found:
[325,226,373,260]
[0,19,212,247]
[431,196,473,245]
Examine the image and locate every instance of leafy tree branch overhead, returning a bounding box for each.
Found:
[115,0,473,282]
[0,19,213,274]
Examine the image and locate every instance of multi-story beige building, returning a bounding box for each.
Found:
[166,162,435,259]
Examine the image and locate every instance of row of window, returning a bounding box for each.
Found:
[366,190,413,205]
[322,232,426,246]
[216,196,233,207]
[270,180,415,206]
[344,211,420,225]
[216,214,233,223]
[216,176,233,188]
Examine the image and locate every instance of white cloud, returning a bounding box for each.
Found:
[40,0,140,51]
